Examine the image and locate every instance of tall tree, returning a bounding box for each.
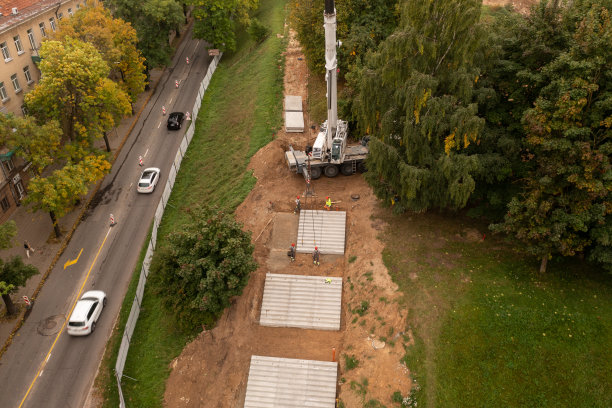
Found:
[24,155,111,237]
[189,0,259,52]
[355,0,485,212]
[24,38,131,146]
[105,0,184,68]
[0,220,17,250]
[0,257,38,315]
[0,114,62,175]
[151,206,257,332]
[492,4,612,273]
[52,3,146,104]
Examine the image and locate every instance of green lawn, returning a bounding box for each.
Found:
[97,0,286,405]
[383,212,612,408]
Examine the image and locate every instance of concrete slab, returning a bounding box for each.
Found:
[296,210,346,255]
[244,355,338,408]
[260,273,342,330]
[284,95,303,112]
[285,111,304,133]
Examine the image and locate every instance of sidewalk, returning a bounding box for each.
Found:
[0,68,163,356]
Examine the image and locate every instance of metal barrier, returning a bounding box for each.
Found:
[115,53,222,408]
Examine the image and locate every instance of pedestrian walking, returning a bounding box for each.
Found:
[294,196,301,214]
[313,246,320,266]
[24,241,35,258]
[325,196,332,211]
[287,243,296,262]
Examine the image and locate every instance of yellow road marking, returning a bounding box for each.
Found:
[63,248,83,270]
[19,228,112,408]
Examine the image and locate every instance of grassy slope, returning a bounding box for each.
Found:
[383,213,612,407]
[98,1,286,406]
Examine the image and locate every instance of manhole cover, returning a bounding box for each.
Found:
[37,315,65,336]
[351,194,360,201]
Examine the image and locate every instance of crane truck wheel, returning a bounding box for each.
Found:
[310,166,322,179]
[340,163,353,176]
[324,165,339,178]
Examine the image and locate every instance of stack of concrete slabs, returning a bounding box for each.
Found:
[284,95,303,112]
[285,111,304,132]
[244,355,338,408]
[296,210,346,255]
[260,273,342,331]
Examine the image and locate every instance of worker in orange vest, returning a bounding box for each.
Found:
[325,196,332,210]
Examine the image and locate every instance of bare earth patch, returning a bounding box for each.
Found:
[164,28,412,407]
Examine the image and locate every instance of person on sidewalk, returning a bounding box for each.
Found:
[24,240,35,258]
[313,246,320,266]
[294,196,301,214]
[325,196,332,211]
[287,243,296,262]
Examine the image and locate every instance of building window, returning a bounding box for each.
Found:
[13,35,23,54]
[58,12,63,21]
[39,22,46,37]
[0,82,7,101]
[15,180,25,200]
[68,8,73,16]
[49,17,56,32]
[1,42,11,61]
[27,29,36,50]
[3,158,14,173]
[23,66,33,84]
[11,74,21,93]
[1,196,9,212]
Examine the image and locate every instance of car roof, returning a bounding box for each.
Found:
[69,299,97,322]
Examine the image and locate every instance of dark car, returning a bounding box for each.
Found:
[167,112,185,130]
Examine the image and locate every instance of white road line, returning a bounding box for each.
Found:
[144,148,149,158]
[158,122,161,128]
[45,354,51,363]
[169,97,173,104]
[38,370,43,377]
[129,182,133,189]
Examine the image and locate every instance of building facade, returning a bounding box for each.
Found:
[0,0,83,222]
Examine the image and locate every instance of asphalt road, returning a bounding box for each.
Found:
[0,29,212,408]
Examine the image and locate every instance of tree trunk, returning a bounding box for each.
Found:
[2,293,17,315]
[50,211,61,238]
[103,133,111,152]
[539,255,548,274]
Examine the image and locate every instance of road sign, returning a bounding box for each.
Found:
[22,296,30,305]
[208,49,220,56]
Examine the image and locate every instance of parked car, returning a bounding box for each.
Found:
[137,167,161,193]
[67,290,107,336]
[167,112,185,130]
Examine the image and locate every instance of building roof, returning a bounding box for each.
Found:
[0,0,66,34]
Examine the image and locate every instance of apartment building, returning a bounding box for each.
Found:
[0,0,83,223]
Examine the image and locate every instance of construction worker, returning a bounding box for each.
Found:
[325,196,332,211]
[313,246,320,266]
[325,278,332,284]
[294,195,301,214]
[288,243,296,262]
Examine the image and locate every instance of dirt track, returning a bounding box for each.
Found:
[163,29,412,407]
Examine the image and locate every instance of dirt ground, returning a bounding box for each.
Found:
[164,2,532,406]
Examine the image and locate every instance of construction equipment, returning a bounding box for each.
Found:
[285,0,368,181]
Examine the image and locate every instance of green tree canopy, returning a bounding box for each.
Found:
[189,0,259,52]
[151,206,257,332]
[354,0,485,212]
[24,155,111,237]
[105,0,184,68]
[24,38,131,146]
[52,3,146,103]
[0,220,17,249]
[0,256,38,315]
[0,114,62,175]
[491,4,612,273]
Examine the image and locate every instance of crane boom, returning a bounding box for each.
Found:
[324,0,338,135]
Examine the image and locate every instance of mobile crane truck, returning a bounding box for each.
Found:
[285,0,369,181]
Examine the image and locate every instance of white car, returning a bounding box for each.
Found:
[67,290,107,336]
[137,167,161,193]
